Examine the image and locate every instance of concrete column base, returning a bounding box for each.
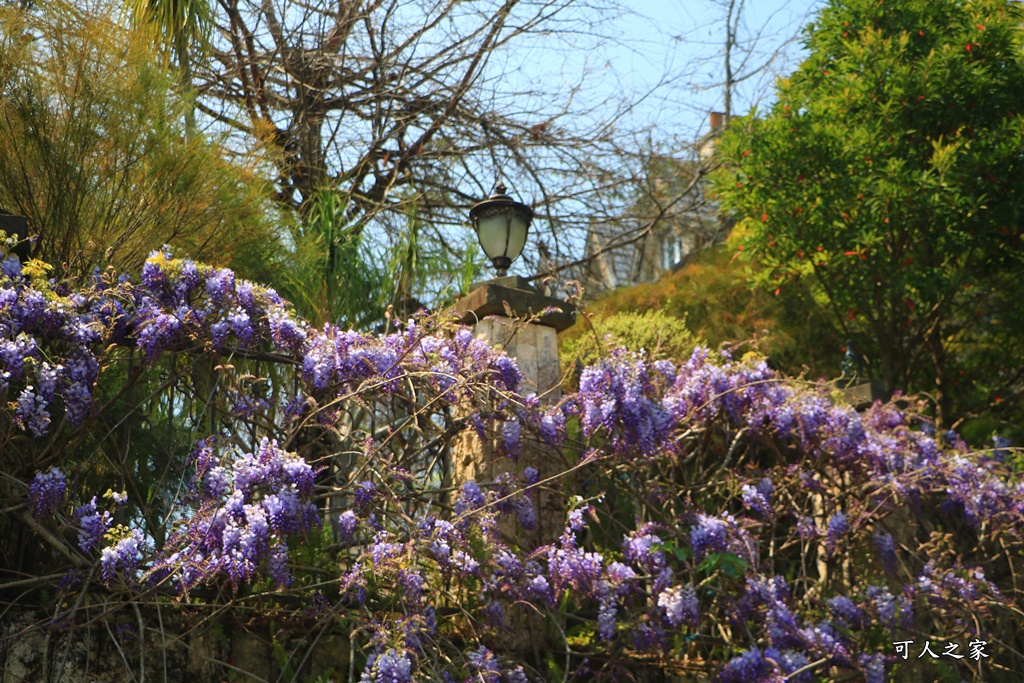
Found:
[448,280,575,551]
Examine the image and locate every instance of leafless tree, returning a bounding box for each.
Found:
[573,1,820,295]
[666,0,815,120]
[185,0,658,282]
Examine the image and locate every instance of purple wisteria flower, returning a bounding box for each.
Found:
[227,307,255,347]
[537,407,566,445]
[796,516,818,539]
[741,481,773,518]
[10,250,1024,683]
[204,467,231,499]
[467,646,500,683]
[765,648,812,683]
[1,255,21,279]
[355,481,377,509]
[455,480,486,515]
[136,310,184,361]
[504,666,529,683]
[267,543,291,587]
[514,496,537,531]
[372,532,404,566]
[577,350,673,456]
[605,561,637,597]
[873,531,897,576]
[151,439,319,591]
[204,267,234,302]
[827,595,863,628]
[658,584,699,627]
[691,514,730,561]
[491,355,521,392]
[399,570,424,605]
[28,467,66,519]
[567,507,588,532]
[866,585,912,629]
[718,647,773,683]
[362,648,412,683]
[798,620,853,668]
[303,334,338,391]
[501,419,521,460]
[15,387,50,437]
[859,653,886,683]
[825,512,849,554]
[632,623,666,653]
[100,530,145,585]
[268,307,307,354]
[548,527,604,599]
[528,574,552,603]
[75,498,111,553]
[597,591,617,641]
[624,525,666,572]
[867,585,896,626]
[337,510,359,544]
[941,454,1020,529]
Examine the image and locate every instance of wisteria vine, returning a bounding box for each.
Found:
[4,249,1024,682]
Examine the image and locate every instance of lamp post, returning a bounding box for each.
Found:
[450,182,576,551]
[452,182,574,334]
[469,183,533,277]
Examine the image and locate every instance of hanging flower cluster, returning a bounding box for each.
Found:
[151,438,320,590]
[2,247,522,443]
[1,256,100,437]
[6,251,1024,682]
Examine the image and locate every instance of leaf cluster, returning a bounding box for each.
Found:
[714,0,1024,426]
[0,1,283,281]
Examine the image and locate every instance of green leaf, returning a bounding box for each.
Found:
[547,653,565,680]
[655,540,693,563]
[698,552,750,579]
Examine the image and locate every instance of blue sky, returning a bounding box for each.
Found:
[565,0,825,141]
[473,0,826,278]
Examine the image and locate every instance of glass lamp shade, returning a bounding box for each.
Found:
[469,184,533,277]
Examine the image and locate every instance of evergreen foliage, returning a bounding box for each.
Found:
[0,1,282,281]
[714,0,1024,430]
[561,309,702,380]
[563,246,841,381]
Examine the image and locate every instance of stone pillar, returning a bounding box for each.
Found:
[449,277,575,549]
[472,318,562,402]
[838,377,888,410]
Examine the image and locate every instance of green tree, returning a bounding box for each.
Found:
[563,245,841,381]
[714,0,1024,427]
[277,187,484,330]
[125,0,211,134]
[126,0,209,84]
[0,1,281,280]
[561,309,703,378]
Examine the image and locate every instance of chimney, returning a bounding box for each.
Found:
[699,112,727,161]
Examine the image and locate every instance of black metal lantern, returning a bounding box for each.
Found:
[469,183,533,277]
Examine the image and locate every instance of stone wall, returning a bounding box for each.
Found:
[1,609,349,683]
